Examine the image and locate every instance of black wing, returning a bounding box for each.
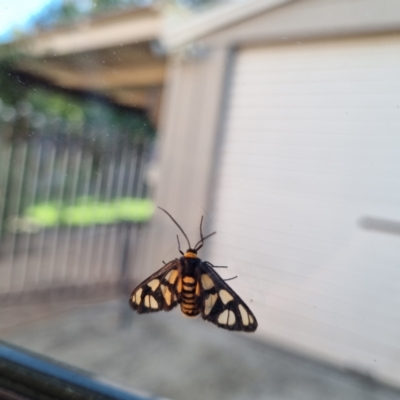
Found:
[198,262,258,332]
[130,259,181,313]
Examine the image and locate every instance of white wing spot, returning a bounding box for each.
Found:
[239,304,249,326]
[147,279,160,291]
[227,310,236,326]
[149,295,158,309]
[144,295,150,308]
[135,288,143,304]
[164,287,172,305]
[204,293,218,316]
[219,289,233,304]
[166,270,178,284]
[249,315,254,324]
[218,309,229,325]
[201,274,214,290]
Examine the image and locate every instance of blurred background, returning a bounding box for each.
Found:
[1,0,400,399]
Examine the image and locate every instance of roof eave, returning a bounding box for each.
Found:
[162,0,294,51]
[15,6,162,58]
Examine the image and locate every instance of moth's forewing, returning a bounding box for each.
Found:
[197,262,258,332]
[130,259,181,313]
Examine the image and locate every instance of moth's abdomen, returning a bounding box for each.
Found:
[180,275,200,317]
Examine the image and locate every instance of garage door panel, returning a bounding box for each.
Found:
[223,130,400,150]
[227,119,399,136]
[226,107,400,123]
[233,66,400,83]
[233,44,400,68]
[232,80,400,96]
[218,173,400,204]
[208,36,400,385]
[229,93,400,109]
[220,154,400,178]
[233,38,400,69]
[212,216,398,283]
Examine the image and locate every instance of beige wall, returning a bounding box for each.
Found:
[135,47,231,280]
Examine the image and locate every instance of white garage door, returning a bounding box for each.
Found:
[207,35,400,385]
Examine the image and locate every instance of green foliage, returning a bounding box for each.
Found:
[33,1,86,30]
[26,202,59,227]
[0,49,29,105]
[173,0,224,9]
[0,55,155,141]
[27,89,84,125]
[31,0,227,33]
[91,0,149,13]
[33,0,152,31]
[26,197,155,226]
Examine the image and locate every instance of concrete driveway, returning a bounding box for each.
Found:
[1,299,400,400]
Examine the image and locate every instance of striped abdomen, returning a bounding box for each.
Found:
[180,275,200,316]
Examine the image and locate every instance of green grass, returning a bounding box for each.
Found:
[26,198,154,227]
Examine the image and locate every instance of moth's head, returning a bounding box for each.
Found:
[157,207,216,258]
[184,248,198,258]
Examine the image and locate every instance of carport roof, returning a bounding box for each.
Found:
[5,5,165,119]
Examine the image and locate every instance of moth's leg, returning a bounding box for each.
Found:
[204,261,235,279]
[204,261,227,269]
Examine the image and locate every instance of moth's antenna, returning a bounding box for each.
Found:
[194,231,216,250]
[199,216,204,243]
[158,207,191,249]
[176,235,184,255]
[194,215,216,250]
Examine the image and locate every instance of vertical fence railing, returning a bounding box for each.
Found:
[0,133,151,302]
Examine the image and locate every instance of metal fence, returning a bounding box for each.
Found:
[0,134,151,303]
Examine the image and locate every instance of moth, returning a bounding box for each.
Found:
[129,207,257,332]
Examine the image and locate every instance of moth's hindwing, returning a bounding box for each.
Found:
[130,259,181,313]
[198,263,258,332]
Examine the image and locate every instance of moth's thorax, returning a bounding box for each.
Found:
[180,255,201,275]
[184,249,198,258]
